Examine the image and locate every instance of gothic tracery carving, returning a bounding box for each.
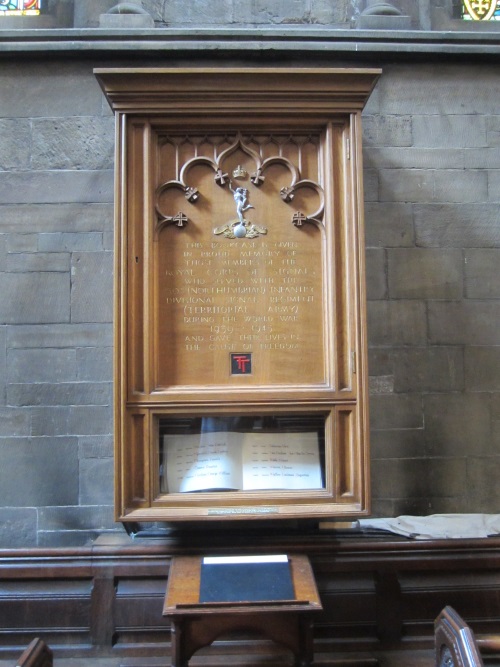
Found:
[154,133,325,237]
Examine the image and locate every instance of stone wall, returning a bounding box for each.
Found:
[0,24,499,547]
[364,63,500,517]
[0,63,116,547]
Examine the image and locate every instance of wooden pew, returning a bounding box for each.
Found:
[435,606,500,667]
[16,638,53,667]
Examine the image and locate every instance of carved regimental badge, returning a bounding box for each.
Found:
[213,184,267,239]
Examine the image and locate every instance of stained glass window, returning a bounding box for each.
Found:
[462,0,500,20]
[0,0,42,16]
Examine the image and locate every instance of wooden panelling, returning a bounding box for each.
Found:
[0,534,500,660]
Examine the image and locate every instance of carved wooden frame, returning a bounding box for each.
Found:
[94,68,380,523]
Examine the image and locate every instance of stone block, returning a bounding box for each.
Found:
[0,437,78,506]
[364,203,414,248]
[7,323,113,349]
[73,0,116,27]
[0,235,6,272]
[466,457,500,513]
[488,169,500,202]
[31,405,112,437]
[0,272,70,324]
[7,382,112,407]
[399,0,427,28]
[0,327,5,404]
[0,204,114,234]
[0,119,31,171]
[37,531,102,547]
[465,249,500,298]
[69,405,112,436]
[79,458,114,505]
[415,204,500,248]
[369,498,395,518]
[370,498,431,518]
[392,347,464,393]
[6,252,69,273]
[434,170,488,203]
[424,393,492,456]
[39,505,116,531]
[7,348,77,384]
[427,458,467,498]
[0,63,104,118]
[368,349,394,377]
[379,168,434,203]
[310,0,352,24]
[71,252,113,323]
[376,65,500,115]
[369,374,394,395]
[6,234,38,253]
[412,115,487,149]
[428,497,471,514]
[367,300,427,346]
[77,347,113,382]
[78,435,114,459]
[103,231,114,251]
[0,508,37,548]
[370,394,423,431]
[38,232,103,253]
[0,409,30,437]
[164,0,233,23]
[371,458,428,499]
[396,498,435,516]
[362,168,379,202]
[99,13,154,28]
[0,171,114,205]
[487,116,500,147]
[364,147,464,169]
[249,0,312,23]
[380,168,487,204]
[429,301,500,345]
[356,14,411,29]
[362,85,380,116]
[465,348,500,392]
[362,115,412,148]
[463,148,500,169]
[388,248,463,300]
[493,420,500,450]
[32,117,115,171]
[365,248,386,300]
[370,429,426,459]
[489,394,500,421]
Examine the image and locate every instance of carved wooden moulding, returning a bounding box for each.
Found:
[95,68,380,523]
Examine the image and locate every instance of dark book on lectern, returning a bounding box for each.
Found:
[199,555,295,603]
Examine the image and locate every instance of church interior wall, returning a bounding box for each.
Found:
[0,0,499,549]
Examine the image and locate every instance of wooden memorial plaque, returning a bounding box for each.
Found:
[95,68,380,523]
[155,131,325,389]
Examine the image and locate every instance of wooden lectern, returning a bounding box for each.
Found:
[163,554,322,667]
